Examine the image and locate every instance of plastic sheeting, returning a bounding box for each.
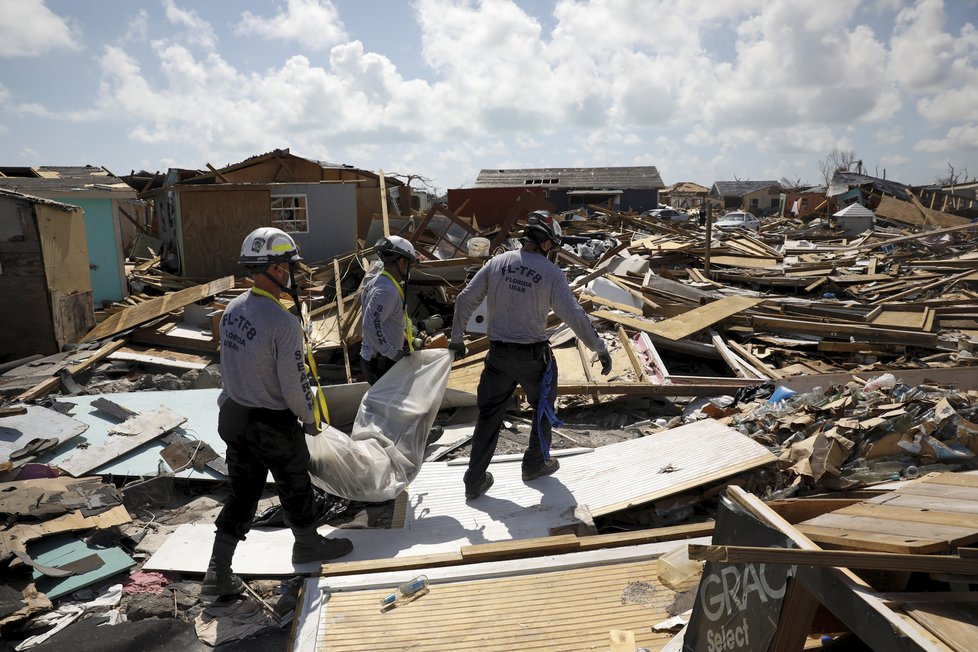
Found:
[306,350,453,502]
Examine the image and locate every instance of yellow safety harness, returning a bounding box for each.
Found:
[380,270,414,353]
[250,287,331,429]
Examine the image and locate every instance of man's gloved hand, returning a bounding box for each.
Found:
[448,341,467,360]
[392,349,408,361]
[598,350,613,376]
[303,421,320,436]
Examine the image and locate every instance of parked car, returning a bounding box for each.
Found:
[642,208,689,223]
[715,211,760,232]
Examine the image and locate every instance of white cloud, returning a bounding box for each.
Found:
[0,0,80,57]
[236,0,347,51]
[162,0,216,49]
[915,123,978,151]
[124,9,150,43]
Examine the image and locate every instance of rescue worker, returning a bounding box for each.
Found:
[449,211,613,500]
[202,227,352,601]
[359,236,419,385]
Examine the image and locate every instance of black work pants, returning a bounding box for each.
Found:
[360,354,398,385]
[214,399,316,540]
[464,341,557,493]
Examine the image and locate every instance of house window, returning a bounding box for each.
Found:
[271,195,308,234]
[750,198,759,209]
[770,198,779,208]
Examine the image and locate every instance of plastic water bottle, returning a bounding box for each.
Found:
[379,575,429,608]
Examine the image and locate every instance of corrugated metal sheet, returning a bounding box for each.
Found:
[446,186,547,227]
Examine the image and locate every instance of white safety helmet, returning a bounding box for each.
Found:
[239,227,302,268]
[376,235,418,264]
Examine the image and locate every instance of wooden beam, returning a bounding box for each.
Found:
[333,258,352,384]
[15,340,125,402]
[618,326,649,382]
[81,276,235,343]
[689,544,978,575]
[205,163,230,183]
[379,169,390,238]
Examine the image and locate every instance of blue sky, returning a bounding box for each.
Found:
[1,0,977,193]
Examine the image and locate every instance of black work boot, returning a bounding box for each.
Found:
[201,531,246,600]
[291,526,353,564]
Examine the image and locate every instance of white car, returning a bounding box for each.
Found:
[643,208,689,223]
[715,211,760,232]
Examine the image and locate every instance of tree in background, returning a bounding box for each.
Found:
[935,162,973,187]
[818,148,862,185]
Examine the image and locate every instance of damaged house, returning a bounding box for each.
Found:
[134,149,404,279]
[448,166,665,226]
[0,189,94,360]
[709,179,783,214]
[0,165,136,305]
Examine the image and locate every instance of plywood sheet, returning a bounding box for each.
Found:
[0,405,89,463]
[594,295,761,342]
[404,419,776,523]
[315,557,696,652]
[178,187,271,279]
[145,420,767,574]
[55,406,187,477]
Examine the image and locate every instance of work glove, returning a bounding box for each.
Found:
[448,341,467,360]
[598,350,613,376]
[303,421,321,436]
[392,349,408,361]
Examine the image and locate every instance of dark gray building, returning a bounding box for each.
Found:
[473,166,665,214]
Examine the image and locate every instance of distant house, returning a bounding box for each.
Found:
[0,189,94,359]
[0,165,135,305]
[137,149,404,279]
[710,180,782,213]
[784,185,828,219]
[449,166,665,225]
[659,182,709,210]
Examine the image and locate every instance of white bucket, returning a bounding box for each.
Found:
[466,237,490,257]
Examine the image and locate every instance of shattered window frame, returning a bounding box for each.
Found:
[270,194,309,234]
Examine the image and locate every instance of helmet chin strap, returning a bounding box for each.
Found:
[262,263,302,317]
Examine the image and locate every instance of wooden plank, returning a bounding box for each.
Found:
[689,544,978,575]
[869,493,978,516]
[897,483,978,502]
[921,473,978,489]
[617,326,649,382]
[461,534,581,562]
[768,579,820,652]
[726,486,944,652]
[81,276,234,342]
[379,169,390,237]
[333,258,352,383]
[904,603,978,652]
[14,339,125,402]
[751,315,938,346]
[838,502,978,529]
[767,498,865,524]
[796,524,948,554]
[630,296,762,341]
[799,513,978,548]
[56,406,187,477]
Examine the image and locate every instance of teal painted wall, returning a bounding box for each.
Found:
[59,198,124,304]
